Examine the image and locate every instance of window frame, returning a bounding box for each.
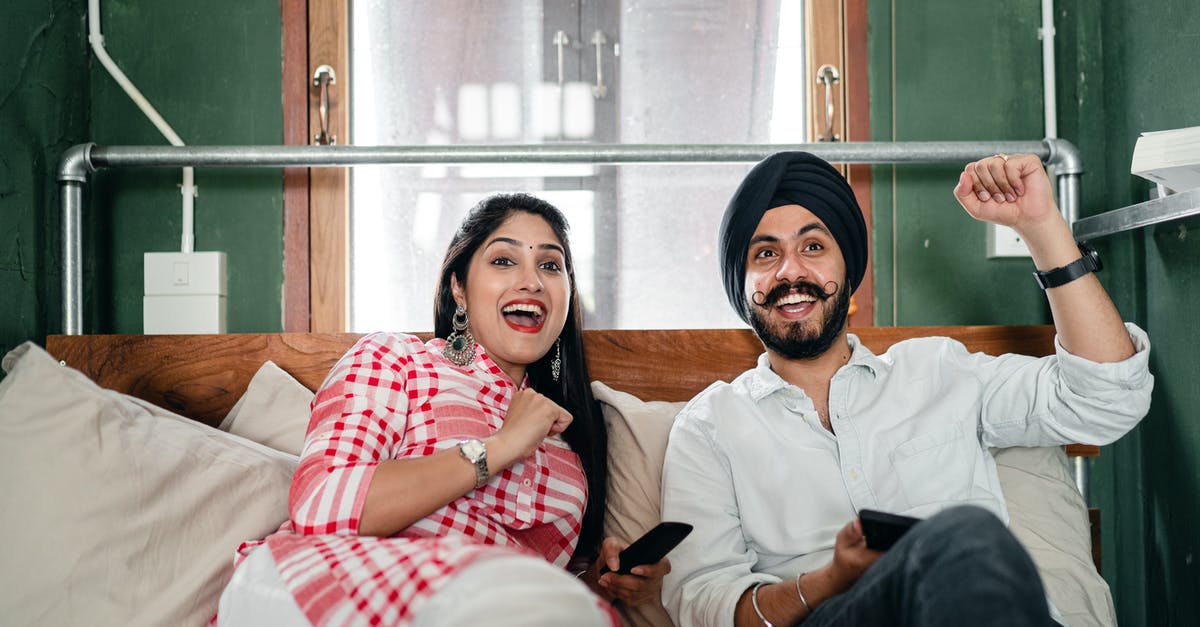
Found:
[283,0,871,331]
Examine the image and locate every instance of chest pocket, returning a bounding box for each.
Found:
[888,423,977,508]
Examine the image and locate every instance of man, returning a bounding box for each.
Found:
[660,151,1152,626]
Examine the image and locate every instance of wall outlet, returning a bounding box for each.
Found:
[986,223,1030,258]
[144,252,227,333]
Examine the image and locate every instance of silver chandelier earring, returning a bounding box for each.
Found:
[444,304,476,366]
[551,338,561,382]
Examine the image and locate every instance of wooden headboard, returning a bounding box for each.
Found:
[43,324,1101,569]
[47,325,1062,424]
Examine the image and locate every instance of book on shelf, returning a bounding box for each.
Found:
[1130,126,1200,193]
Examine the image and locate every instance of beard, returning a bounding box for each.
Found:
[747,280,851,360]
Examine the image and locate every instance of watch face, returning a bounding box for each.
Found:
[1082,244,1103,272]
[460,439,486,461]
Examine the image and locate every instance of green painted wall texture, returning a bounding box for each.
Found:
[1089,3,1200,624]
[0,0,89,365]
[2,0,1197,623]
[875,1,1200,624]
[88,0,284,334]
[870,2,1050,326]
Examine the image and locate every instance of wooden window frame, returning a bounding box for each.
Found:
[282,0,871,331]
[282,0,348,332]
[281,0,310,332]
[809,0,873,327]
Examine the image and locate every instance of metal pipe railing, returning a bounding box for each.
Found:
[57,139,1083,336]
[73,140,1075,171]
[61,181,84,337]
[54,137,1088,496]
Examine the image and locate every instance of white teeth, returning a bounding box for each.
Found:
[503,303,545,315]
[777,293,816,305]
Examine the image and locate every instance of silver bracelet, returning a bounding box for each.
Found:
[794,572,811,613]
[750,582,774,627]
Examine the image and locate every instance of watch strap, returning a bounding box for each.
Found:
[1033,243,1101,289]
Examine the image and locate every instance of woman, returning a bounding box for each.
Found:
[218,193,669,626]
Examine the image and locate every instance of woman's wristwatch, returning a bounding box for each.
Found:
[458,439,489,488]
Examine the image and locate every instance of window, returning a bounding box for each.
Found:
[287,0,870,331]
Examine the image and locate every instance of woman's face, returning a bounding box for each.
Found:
[452,211,571,382]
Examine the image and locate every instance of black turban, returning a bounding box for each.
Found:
[719,151,868,324]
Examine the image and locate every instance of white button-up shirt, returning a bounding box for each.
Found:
[661,324,1153,627]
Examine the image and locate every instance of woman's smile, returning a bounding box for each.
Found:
[502,299,547,333]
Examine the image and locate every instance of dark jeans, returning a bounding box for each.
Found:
[804,505,1057,627]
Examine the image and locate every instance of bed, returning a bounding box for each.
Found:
[0,326,1114,626]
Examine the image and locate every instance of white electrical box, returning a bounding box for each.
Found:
[986,223,1031,258]
[143,251,227,334]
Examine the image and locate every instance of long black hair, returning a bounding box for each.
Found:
[434,193,608,557]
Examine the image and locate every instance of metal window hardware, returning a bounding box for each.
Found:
[591,30,608,99]
[816,64,841,142]
[312,65,337,145]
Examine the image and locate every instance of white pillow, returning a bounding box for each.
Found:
[218,360,314,456]
[592,380,1114,627]
[994,447,1116,627]
[0,342,297,627]
[593,381,686,627]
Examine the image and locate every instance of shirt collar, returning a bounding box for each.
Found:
[741,333,890,401]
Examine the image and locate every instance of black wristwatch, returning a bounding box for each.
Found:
[1033,241,1102,289]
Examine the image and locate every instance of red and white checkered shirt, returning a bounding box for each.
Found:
[237,332,607,626]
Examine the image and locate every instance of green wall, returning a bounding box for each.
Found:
[1,0,285,363]
[873,1,1200,624]
[0,0,89,366]
[1072,2,1200,624]
[88,0,284,334]
[869,2,1050,326]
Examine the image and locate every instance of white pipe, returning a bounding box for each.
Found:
[181,168,194,252]
[1040,0,1057,140]
[88,0,195,253]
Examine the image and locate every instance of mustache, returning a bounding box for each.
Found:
[751,280,840,308]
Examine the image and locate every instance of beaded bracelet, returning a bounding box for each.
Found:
[794,572,811,613]
[750,582,774,627]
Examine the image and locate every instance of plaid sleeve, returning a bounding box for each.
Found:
[288,333,416,535]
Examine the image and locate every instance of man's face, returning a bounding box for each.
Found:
[744,204,850,360]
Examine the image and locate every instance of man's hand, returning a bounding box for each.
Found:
[953,153,1061,239]
[768,517,881,623]
[827,517,882,592]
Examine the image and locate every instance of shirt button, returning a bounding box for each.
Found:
[523,479,533,487]
[848,468,861,481]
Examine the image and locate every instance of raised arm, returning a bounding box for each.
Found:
[356,387,571,537]
[953,154,1134,362]
[290,333,571,538]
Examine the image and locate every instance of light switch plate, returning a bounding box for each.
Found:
[144,251,227,295]
[986,224,1031,258]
